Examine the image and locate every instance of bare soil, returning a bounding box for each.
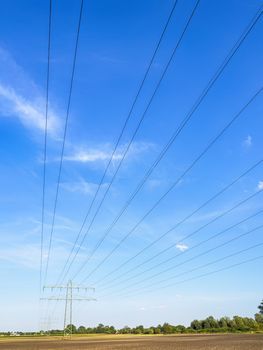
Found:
[0,334,262,350]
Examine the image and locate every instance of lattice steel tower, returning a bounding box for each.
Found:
[42,280,96,338]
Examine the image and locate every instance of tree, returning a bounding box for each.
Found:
[153,326,161,334]
[243,318,257,329]
[201,319,211,329]
[218,317,228,328]
[174,325,186,333]
[255,313,263,324]
[206,316,219,328]
[233,316,245,330]
[77,326,86,334]
[258,300,263,315]
[66,324,77,334]
[119,326,131,334]
[190,320,202,330]
[143,327,154,334]
[133,325,144,334]
[162,323,173,334]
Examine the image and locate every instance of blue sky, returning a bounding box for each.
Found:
[0,0,263,331]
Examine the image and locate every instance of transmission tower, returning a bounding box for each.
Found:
[42,280,96,338]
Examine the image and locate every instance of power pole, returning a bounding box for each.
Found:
[42,280,96,338]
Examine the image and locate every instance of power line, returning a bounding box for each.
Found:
[40,0,52,293]
[111,244,263,299]
[57,0,201,284]
[55,0,180,285]
[44,0,84,285]
[73,6,263,284]
[100,216,263,296]
[79,84,263,283]
[95,160,263,288]
[103,239,263,298]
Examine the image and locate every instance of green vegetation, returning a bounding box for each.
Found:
[1,301,263,336]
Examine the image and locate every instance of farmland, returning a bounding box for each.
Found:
[0,334,263,350]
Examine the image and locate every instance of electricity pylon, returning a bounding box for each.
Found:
[42,280,96,338]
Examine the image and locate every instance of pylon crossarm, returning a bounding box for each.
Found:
[43,285,95,291]
[41,297,96,301]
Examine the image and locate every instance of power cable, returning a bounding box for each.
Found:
[55,0,180,285]
[95,159,263,288]
[40,0,52,293]
[100,216,263,295]
[113,244,263,299]
[44,0,84,285]
[79,84,263,283]
[74,7,263,283]
[58,0,201,284]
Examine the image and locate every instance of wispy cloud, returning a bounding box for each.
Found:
[146,179,163,190]
[0,243,41,269]
[64,147,122,163]
[61,178,108,196]
[0,84,60,137]
[63,141,155,164]
[243,135,252,148]
[176,243,189,252]
[257,181,263,190]
[0,47,60,138]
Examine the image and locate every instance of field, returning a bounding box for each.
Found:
[0,334,263,350]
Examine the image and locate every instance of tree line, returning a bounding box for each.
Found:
[2,300,263,336]
[60,313,263,335]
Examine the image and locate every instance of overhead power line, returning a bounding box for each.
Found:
[79,84,263,284]
[134,242,263,295]
[111,244,263,299]
[95,159,263,288]
[57,0,200,284]
[55,0,180,286]
[40,0,52,293]
[44,0,84,285]
[100,215,263,296]
[72,7,263,284]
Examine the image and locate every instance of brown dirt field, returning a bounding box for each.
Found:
[0,334,262,350]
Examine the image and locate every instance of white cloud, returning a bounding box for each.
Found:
[176,243,189,252]
[146,179,163,190]
[0,84,60,137]
[139,307,146,311]
[64,148,122,163]
[258,181,263,190]
[0,243,42,269]
[243,135,252,148]
[63,142,155,164]
[61,178,108,195]
[0,47,60,138]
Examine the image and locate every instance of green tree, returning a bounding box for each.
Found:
[255,313,263,324]
[206,316,219,328]
[258,300,263,315]
[174,325,186,333]
[77,326,86,334]
[143,327,154,334]
[233,316,245,330]
[190,320,202,330]
[153,326,161,334]
[218,317,228,328]
[66,324,77,334]
[119,326,131,334]
[201,318,211,329]
[133,325,144,334]
[162,323,173,334]
[246,318,258,329]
